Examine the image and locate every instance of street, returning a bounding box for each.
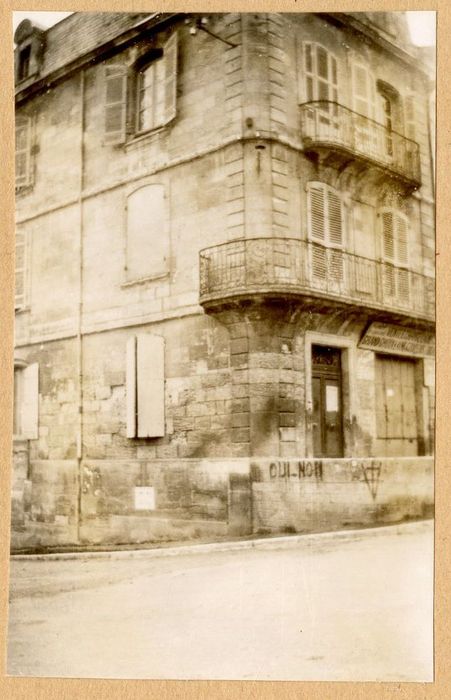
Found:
[7,520,433,682]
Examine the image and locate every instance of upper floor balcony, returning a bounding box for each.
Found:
[199,238,434,326]
[300,102,421,191]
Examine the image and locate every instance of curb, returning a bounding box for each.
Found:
[10,519,433,562]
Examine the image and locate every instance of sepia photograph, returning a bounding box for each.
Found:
[6,8,435,683]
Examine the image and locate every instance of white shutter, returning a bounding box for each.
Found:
[352,63,375,118]
[15,230,27,310]
[396,215,408,265]
[163,31,178,125]
[308,184,326,241]
[137,334,165,438]
[21,363,39,440]
[104,64,128,145]
[126,336,137,438]
[15,115,32,188]
[327,190,343,247]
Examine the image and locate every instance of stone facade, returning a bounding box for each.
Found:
[12,12,435,550]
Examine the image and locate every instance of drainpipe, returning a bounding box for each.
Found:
[76,70,86,542]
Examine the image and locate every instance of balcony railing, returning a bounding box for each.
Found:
[199,238,434,322]
[300,101,421,188]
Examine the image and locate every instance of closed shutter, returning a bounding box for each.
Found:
[308,183,344,285]
[382,211,394,261]
[163,31,178,125]
[309,184,326,241]
[381,210,410,304]
[352,63,375,118]
[21,363,39,440]
[104,64,128,145]
[327,190,343,246]
[403,94,417,141]
[15,116,32,188]
[126,335,165,438]
[15,230,27,310]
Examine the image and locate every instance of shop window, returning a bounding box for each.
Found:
[103,31,178,146]
[307,182,345,287]
[125,184,168,282]
[126,334,165,438]
[13,362,39,439]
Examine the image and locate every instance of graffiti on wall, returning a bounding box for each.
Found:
[269,460,323,480]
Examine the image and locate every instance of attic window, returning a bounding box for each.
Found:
[18,45,31,81]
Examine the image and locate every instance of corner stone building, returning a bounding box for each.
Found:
[12,12,435,550]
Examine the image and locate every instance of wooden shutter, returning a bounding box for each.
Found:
[15,230,27,310]
[163,31,178,125]
[21,363,39,440]
[104,64,128,145]
[308,184,326,241]
[382,211,394,261]
[352,63,375,118]
[327,190,343,247]
[137,334,165,438]
[396,215,408,265]
[126,334,165,438]
[15,116,32,188]
[403,94,417,141]
[126,336,137,438]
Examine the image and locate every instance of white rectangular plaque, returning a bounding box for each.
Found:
[134,486,156,511]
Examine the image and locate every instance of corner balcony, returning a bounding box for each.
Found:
[300,102,421,191]
[199,238,434,325]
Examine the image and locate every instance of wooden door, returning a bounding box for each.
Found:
[312,346,344,458]
[375,355,418,456]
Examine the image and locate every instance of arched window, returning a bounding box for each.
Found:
[125,183,168,282]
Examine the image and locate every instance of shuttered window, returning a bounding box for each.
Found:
[14,363,39,439]
[352,62,377,155]
[403,94,417,141]
[15,115,33,188]
[15,230,29,310]
[104,31,178,145]
[380,209,410,304]
[126,335,165,438]
[303,42,338,104]
[307,183,345,284]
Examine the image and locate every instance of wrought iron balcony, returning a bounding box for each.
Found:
[300,102,421,190]
[199,238,434,323]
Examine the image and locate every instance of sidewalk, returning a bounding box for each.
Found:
[11,518,433,561]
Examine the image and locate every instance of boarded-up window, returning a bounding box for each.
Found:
[307,182,344,284]
[126,335,165,438]
[126,184,168,281]
[14,362,39,439]
[375,355,418,457]
[15,115,33,188]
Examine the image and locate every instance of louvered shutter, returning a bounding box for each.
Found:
[15,116,32,188]
[104,64,128,145]
[15,230,27,310]
[396,215,408,265]
[403,94,416,141]
[309,184,326,241]
[21,363,39,440]
[327,190,343,247]
[163,31,178,125]
[382,211,395,261]
[352,62,376,153]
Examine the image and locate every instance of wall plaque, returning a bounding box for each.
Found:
[358,323,434,358]
[134,486,155,511]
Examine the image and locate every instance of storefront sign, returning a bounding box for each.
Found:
[358,323,434,358]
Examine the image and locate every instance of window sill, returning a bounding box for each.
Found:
[121,271,170,288]
[124,125,167,150]
[15,305,30,315]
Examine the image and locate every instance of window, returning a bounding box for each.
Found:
[380,209,409,305]
[13,362,39,439]
[126,334,165,438]
[15,115,33,189]
[307,182,345,288]
[303,43,338,104]
[125,184,168,282]
[351,61,377,155]
[103,31,178,146]
[18,45,31,82]
[15,229,29,310]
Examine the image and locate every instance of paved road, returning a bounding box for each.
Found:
[7,520,433,681]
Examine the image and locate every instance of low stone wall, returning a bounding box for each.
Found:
[250,457,434,534]
[10,452,433,550]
